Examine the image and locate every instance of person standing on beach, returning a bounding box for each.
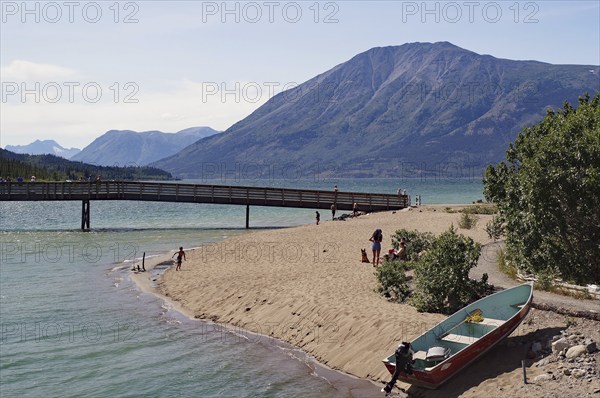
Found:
[369,228,383,266]
[331,203,336,220]
[172,246,186,271]
[315,211,320,225]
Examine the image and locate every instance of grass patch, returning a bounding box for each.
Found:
[534,267,559,291]
[458,212,478,229]
[462,204,498,215]
[548,286,593,300]
[497,249,518,280]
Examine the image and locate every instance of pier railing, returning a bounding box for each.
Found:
[0,181,408,211]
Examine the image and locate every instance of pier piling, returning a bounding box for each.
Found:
[81,200,90,230]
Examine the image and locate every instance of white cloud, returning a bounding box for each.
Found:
[0,77,268,148]
[0,60,77,81]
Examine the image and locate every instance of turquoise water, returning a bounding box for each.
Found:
[0,179,483,397]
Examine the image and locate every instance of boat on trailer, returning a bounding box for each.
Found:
[382,283,533,389]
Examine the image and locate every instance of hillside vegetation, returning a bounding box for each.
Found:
[1,149,172,181]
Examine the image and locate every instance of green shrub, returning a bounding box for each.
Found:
[411,227,487,314]
[375,260,410,302]
[391,229,434,262]
[458,213,478,229]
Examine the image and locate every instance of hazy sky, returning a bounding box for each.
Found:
[1,0,599,148]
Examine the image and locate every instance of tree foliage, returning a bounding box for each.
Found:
[1,149,172,181]
[377,227,491,313]
[411,227,486,314]
[376,229,435,302]
[0,156,57,180]
[375,260,410,303]
[484,94,600,284]
[485,216,505,241]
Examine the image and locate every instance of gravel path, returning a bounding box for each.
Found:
[470,241,600,314]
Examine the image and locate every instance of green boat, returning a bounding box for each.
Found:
[383,283,533,390]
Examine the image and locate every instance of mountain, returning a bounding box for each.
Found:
[0,148,172,181]
[71,127,220,167]
[5,140,81,159]
[152,42,600,178]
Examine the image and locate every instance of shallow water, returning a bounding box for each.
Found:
[0,178,483,396]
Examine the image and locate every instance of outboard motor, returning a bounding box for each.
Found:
[382,342,414,395]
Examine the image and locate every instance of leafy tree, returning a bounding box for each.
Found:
[411,227,485,314]
[484,94,600,284]
[485,216,505,241]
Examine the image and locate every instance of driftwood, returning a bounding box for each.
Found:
[532,302,600,321]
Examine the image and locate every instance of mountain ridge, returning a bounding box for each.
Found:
[153,42,599,178]
[5,139,81,159]
[71,127,220,167]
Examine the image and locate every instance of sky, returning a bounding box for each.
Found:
[1,0,599,149]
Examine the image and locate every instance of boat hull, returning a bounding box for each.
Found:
[383,283,533,389]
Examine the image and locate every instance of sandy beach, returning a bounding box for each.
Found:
[135,206,599,397]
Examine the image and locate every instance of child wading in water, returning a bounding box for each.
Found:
[172,247,186,271]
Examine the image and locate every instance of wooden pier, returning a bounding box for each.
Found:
[0,181,409,229]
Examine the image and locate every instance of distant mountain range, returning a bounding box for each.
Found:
[70,127,220,167]
[153,42,600,178]
[5,140,81,159]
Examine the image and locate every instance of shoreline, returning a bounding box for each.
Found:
[129,240,383,397]
[132,206,600,397]
[153,206,492,387]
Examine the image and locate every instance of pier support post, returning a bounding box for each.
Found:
[81,200,90,230]
[245,204,250,229]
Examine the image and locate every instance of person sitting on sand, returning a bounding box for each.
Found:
[369,228,383,266]
[172,246,186,271]
[384,239,406,262]
[397,239,406,260]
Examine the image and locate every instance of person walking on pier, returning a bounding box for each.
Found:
[172,247,186,271]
